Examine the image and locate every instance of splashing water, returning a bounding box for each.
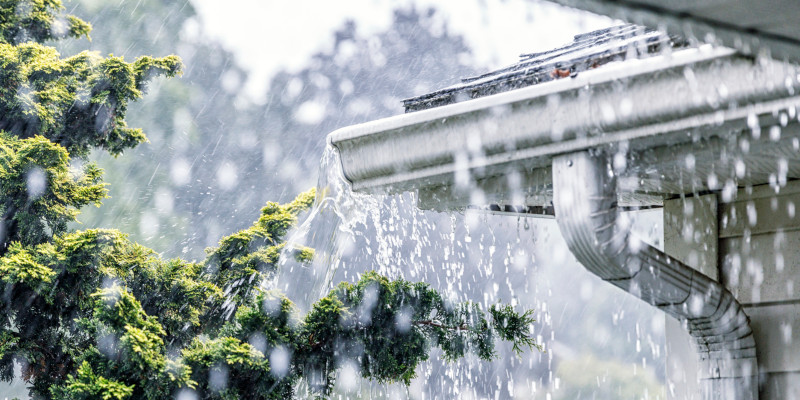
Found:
[272,144,377,311]
[269,144,668,398]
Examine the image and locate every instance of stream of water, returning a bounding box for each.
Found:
[270,144,667,399]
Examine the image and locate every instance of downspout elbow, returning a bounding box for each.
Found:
[552,151,758,400]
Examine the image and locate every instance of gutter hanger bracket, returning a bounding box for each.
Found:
[552,151,758,399]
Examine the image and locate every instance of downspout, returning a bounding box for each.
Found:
[552,151,758,400]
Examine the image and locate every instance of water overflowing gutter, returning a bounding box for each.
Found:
[552,151,757,399]
[327,45,800,399]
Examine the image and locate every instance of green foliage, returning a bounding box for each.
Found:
[0,330,17,381]
[204,189,315,301]
[2,190,539,399]
[0,1,181,256]
[0,41,181,157]
[181,337,286,399]
[295,271,538,391]
[0,133,106,252]
[0,1,540,399]
[55,361,134,400]
[0,0,91,44]
[0,241,55,285]
[92,285,167,371]
[490,304,542,355]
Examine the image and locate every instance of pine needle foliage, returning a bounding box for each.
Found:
[0,2,540,399]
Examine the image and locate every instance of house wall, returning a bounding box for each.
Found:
[719,183,800,399]
[664,183,800,399]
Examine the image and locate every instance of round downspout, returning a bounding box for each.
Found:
[552,151,758,399]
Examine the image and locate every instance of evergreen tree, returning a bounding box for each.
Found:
[0,2,538,399]
[55,0,257,258]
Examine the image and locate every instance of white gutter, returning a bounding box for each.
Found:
[329,47,800,197]
[552,151,757,399]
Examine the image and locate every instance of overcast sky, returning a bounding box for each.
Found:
[190,0,613,101]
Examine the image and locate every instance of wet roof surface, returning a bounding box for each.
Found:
[403,24,686,112]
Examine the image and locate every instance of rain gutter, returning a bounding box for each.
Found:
[329,46,800,197]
